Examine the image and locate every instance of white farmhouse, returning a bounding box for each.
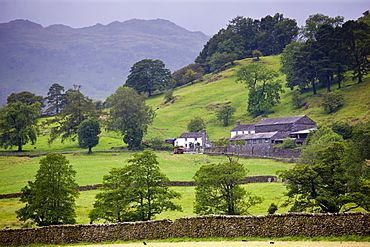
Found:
[175,131,210,151]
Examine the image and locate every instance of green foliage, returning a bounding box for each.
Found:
[45,83,65,115]
[349,120,370,160]
[216,104,236,126]
[300,126,344,165]
[237,63,284,115]
[164,90,174,104]
[209,52,237,73]
[7,91,45,109]
[252,50,262,61]
[90,150,182,222]
[268,203,278,214]
[291,90,302,109]
[280,137,295,149]
[16,153,79,226]
[342,20,370,83]
[171,63,204,87]
[321,91,344,113]
[46,89,97,144]
[107,87,155,150]
[78,118,101,154]
[143,136,174,151]
[0,101,40,151]
[187,116,205,132]
[125,59,171,96]
[300,13,344,40]
[193,161,262,215]
[279,142,370,213]
[196,13,298,73]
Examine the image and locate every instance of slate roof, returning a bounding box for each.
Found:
[229,131,278,141]
[231,123,256,132]
[256,115,308,126]
[179,132,206,138]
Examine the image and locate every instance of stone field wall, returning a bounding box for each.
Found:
[1,212,369,246]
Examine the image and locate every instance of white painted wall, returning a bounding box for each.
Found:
[175,137,203,148]
[230,130,255,138]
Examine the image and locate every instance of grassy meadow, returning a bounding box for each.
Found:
[0,182,289,229]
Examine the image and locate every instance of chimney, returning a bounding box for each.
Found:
[236,121,240,125]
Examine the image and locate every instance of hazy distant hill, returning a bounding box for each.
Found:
[0,19,209,104]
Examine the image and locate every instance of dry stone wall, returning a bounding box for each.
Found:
[1,212,369,246]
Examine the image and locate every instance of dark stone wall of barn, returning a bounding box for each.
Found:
[227,143,272,156]
[1,212,368,246]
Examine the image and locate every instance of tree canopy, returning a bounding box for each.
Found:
[107,87,155,149]
[216,104,236,127]
[237,63,284,115]
[280,17,370,96]
[196,13,298,73]
[125,59,171,96]
[45,83,65,115]
[78,118,101,154]
[16,153,79,226]
[193,161,262,215]
[0,101,40,151]
[89,150,181,222]
[187,116,205,132]
[46,89,97,144]
[279,142,370,213]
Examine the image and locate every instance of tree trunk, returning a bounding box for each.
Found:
[311,78,317,95]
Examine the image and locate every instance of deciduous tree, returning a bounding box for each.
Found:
[107,87,155,149]
[89,150,181,222]
[278,142,370,213]
[125,59,171,96]
[78,118,101,154]
[7,91,45,109]
[321,91,344,113]
[0,101,40,151]
[16,153,79,226]
[237,63,284,115]
[193,161,262,215]
[216,104,236,127]
[187,116,205,132]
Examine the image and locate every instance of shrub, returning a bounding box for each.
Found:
[281,137,295,149]
[321,91,344,113]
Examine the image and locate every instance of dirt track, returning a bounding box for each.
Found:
[64,241,370,247]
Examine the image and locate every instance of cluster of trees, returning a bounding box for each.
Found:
[17,150,262,226]
[279,121,370,213]
[195,13,299,73]
[0,83,156,152]
[280,14,370,96]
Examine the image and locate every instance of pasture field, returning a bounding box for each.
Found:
[0,182,289,229]
[0,152,292,194]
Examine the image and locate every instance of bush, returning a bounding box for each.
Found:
[280,137,295,149]
[321,91,344,113]
[268,203,278,214]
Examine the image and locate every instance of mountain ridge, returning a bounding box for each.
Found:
[0,19,209,104]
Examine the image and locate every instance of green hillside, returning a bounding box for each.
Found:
[145,55,370,142]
